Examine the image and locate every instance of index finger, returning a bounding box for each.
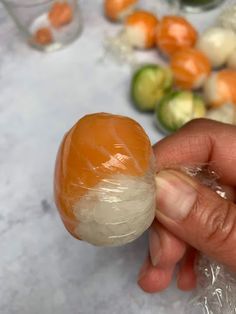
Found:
[153,119,236,186]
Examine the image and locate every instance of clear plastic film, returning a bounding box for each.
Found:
[54,113,157,247]
[182,165,236,314]
[54,113,236,313]
[74,161,156,247]
[217,0,236,33]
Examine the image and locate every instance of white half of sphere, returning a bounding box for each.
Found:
[197,27,236,68]
[117,3,137,21]
[124,25,146,49]
[206,103,236,124]
[73,172,156,246]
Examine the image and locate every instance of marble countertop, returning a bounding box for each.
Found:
[0,1,228,313]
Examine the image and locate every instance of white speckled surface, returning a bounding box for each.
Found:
[0,1,228,313]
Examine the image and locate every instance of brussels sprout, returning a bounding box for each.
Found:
[155,90,206,133]
[131,64,173,112]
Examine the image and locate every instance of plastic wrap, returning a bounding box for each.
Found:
[217,3,236,33]
[183,165,236,314]
[54,113,236,313]
[54,113,156,246]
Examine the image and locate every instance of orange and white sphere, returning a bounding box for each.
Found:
[204,70,236,107]
[124,10,159,49]
[48,1,73,28]
[54,113,156,246]
[104,0,138,22]
[156,16,197,57]
[170,48,211,90]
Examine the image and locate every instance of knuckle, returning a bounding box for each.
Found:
[184,117,225,129]
[195,196,236,253]
[182,118,213,131]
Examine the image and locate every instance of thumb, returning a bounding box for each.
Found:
[155,169,236,272]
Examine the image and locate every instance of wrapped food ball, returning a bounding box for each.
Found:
[49,1,73,28]
[34,28,53,45]
[131,64,173,111]
[124,10,159,49]
[155,91,206,133]
[170,48,211,90]
[196,27,236,68]
[206,103,236,125]
[204,70,236,108]
[227,49,236,70]
[104,0,138,22]
[156,16,197,57]
[54,113,156,246]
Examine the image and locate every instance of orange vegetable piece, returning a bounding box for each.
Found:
[104,0,137,22]
[156,16,197,57]
[34,27,53,45]
[204,70,236,108]
[170,48,211,90]
[49,1,73,28]
[125,10,159,49]
[54,113,152,238]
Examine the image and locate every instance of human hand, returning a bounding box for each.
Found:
[138,119,236,293]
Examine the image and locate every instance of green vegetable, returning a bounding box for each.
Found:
[155,91,206,133]
[131,64,173,112]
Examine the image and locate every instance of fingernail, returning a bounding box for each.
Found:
[149,228,161,267]
[138,259,149,281]
[155,170,197,221]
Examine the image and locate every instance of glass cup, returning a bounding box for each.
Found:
[1,0,83,52]
[180,0,225,12]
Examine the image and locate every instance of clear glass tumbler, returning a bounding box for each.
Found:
[180,0,224,12]
[1,0,83,52]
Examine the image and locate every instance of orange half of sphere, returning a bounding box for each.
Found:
[34,27,53,45]
[206,70,236,108]
[54,113,152,238]
[104,0,137,21]
[125,10,159,49]
[170,48,211,90]
[156,16,198,57]
[49,2,73,28]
